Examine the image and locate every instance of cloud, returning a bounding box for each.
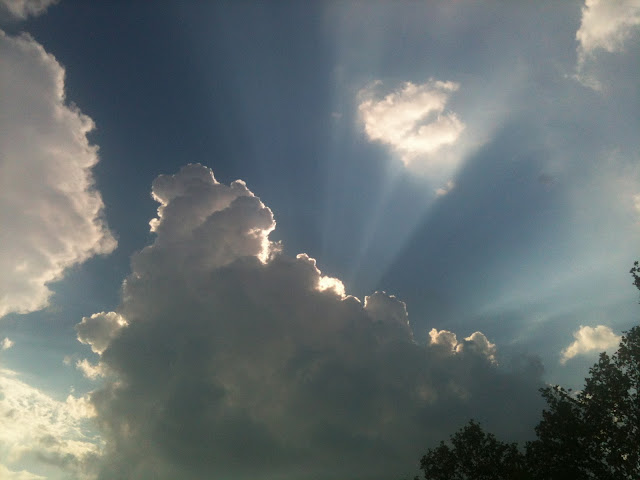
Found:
[1,337,13,350]
[0,369,99,479]
[576,0,640,58]
[435,180,455,196]
[574,0,640,89]
[429,329,497,364]
[79,164,544,480]
[0,464,46,480]
[358,80,465,175]
[76,312,128,355]
[76,358,106,380]
[0,0,57,19]
[0,31,116,319]
[560,325,621,364]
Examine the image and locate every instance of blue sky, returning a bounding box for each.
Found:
[0,1,639,479]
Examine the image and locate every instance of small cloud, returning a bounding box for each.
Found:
[75,311,128,355]
[1,337,13,350]
[75,358,105,380]
[0,0,58,19]
[574,0,640,88]
[436,180,455,196]
[561,324,621,364]
[358,80,465,174]
[429,328,497,363]
[633,193,640,215]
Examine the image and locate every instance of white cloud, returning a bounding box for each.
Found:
[76,312,128,355]
[83,165,544,480]
[1,337,14,350]
[0,31,116,319]
[577,0,640,58]
[76,358,106,380]
[358,80,465,174]
[0,0,57,19]
[429,328,497,363]
[561,325,621,363]
[574,0,640,89]
[634,193,640,217]
[0,369,99,478]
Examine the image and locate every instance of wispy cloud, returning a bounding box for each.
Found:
[1,337,13,350]
[0,369,99,479]
[0,0,58,19]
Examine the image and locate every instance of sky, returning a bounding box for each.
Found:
[0,0,639,478]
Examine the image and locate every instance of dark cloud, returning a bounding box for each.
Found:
[80,165,544,479]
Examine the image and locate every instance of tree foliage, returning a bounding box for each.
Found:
[418,420,528,480]
[414,263,640,480]
[527,325,640,479]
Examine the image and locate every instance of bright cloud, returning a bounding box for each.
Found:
[358,80,465,173]
[429,329,497,364]
[0,0,57,19]
[0,369,99,479]
[1,337,13,350]
[577,0,640,58]
[0,31,116,318]
[80,165,544,480]
[574,0,640,89]
[76,312,128,355]
[561,325,621,364]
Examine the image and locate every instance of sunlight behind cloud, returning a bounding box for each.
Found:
[358,80,465,175]
[0,369,99,479]
[77,165,544,480]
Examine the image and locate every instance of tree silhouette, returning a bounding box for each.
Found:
[527,325,640,479]
[418,420,529,480]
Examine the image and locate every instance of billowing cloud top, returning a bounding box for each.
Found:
[0,31,116,318]
[78,165,544,480]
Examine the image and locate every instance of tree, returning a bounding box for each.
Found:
[417,420,529,480]
[413,263,640,480]
[632,261,640,297]
[527,325,640,479]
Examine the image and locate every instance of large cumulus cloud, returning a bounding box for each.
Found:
[0,30,116,318]
[82,165,544,480]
